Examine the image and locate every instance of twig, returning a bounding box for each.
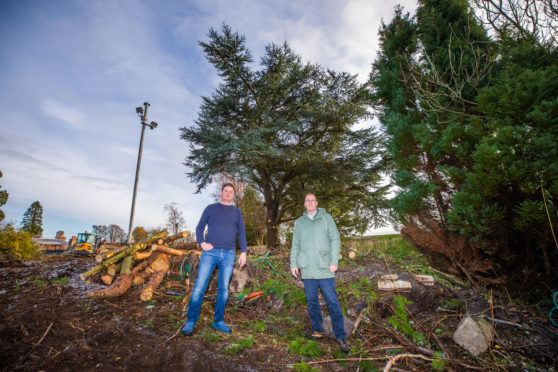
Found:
[34,322,53,348]
[383,353,433,372]
[479,315,534,331]
[350,307,367,337]
[21,322,54,363]
[428,266,467,287]
[166,320,188,342]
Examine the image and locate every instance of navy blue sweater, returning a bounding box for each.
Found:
[196,203,247,252]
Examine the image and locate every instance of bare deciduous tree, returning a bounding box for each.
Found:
[164,203,186,236]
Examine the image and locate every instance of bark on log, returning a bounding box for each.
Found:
[86,273,132,299]
[120,255,133,274]
[152,245,191,256]
[131,261,148,275]
[80,231,166,280]
[107,262,122,276]
[95,245,128,263]
[163,231,189,244]
[140,271,166,301]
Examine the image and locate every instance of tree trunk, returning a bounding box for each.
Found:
[262,182,279,248]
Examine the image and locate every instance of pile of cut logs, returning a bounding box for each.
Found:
[80,231,199,301]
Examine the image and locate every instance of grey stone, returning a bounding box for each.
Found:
[228,266,252,294]
[322,315,354,338]
[453,316,494,356]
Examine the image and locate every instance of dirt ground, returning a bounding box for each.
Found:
[1,252,557,371]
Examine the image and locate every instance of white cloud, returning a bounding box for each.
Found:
[41,99,86,129]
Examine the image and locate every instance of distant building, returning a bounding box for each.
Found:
[32,238,68,254]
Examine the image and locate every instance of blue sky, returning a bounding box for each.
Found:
[0,0,417,239]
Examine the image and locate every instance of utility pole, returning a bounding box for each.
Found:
[127,102,158,244]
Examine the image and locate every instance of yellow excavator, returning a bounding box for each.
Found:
[72,232,100,256]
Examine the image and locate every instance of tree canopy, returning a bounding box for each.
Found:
[181,24,390,247]
[370,0,558,289]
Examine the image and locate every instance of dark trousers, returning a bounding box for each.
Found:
[303,277,346,340]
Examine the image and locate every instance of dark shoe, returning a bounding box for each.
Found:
[180,321,195,336]
[212,321,232,333]
[311,331,324,339]
[337,338,350,353]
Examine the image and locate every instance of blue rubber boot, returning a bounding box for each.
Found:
[211,321,232,333]
[180,321,195,336]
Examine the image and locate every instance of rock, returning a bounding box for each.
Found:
[323,315,354,338]
[266,294,284,312]
[453,316,494,356]
[228,265,253,293]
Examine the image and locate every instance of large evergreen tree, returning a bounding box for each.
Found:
[21,201,43,237]
[371,0,558,288]
[181,25,389,247]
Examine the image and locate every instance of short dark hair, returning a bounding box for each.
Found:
[222,183,235,192]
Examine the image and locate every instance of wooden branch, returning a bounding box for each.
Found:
[350,308,367,337]
[383,353,432,372]
[152,245,191,256]
[163,231,189,243]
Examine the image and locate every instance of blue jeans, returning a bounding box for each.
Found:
[187,248,236,323]
[303,278,346,340]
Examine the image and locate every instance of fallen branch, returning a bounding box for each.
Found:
[383,353,432,372]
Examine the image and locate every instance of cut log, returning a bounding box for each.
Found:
[163,231,189,244]
[95,245,128,263]
[377,280,412,291]
[152,245,190,257]
[101,274,113,285]
[86,273,132,299]
[150,253,170,272]
[413,274,435,287]
[140,271,166,301]
[135,250,153,260]
[107,262,122,276]
[80,231,166,280]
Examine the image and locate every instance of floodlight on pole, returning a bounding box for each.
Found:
[127,102,158,244]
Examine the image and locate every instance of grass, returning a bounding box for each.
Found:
[51,276,68,285]
[287,337,323,359]
[222,336,255,355]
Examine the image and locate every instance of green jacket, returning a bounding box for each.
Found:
[290,208,341,279]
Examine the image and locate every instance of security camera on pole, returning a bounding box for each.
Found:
[127,102,158,244]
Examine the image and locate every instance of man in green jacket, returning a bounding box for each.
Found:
[290,193,350,353]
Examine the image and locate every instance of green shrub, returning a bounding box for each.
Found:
[0,224,40,259]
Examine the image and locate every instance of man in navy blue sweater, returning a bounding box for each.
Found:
[181,183,247,336]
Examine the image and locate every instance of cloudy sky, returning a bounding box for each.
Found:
[0,0,417,239]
